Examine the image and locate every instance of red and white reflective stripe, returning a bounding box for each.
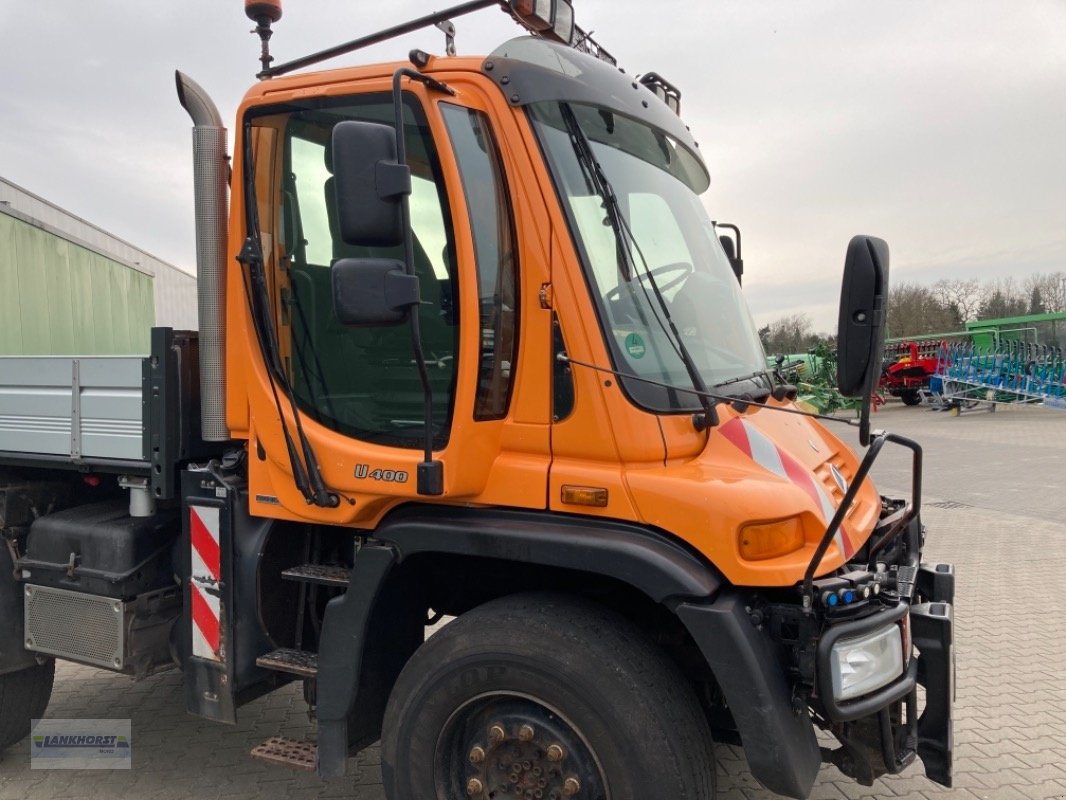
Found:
[719,418,854,559]
[189,506,222,662]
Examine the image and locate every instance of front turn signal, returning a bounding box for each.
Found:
[739,517,805,561]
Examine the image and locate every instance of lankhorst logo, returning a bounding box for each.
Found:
[34,734,129,748]
[30,719,132,770]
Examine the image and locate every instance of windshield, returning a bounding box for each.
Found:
[529,102,768,412]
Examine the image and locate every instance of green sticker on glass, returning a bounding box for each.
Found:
[624,333,646,359]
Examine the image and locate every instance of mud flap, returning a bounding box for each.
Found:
[678,594,821,800]
[182,472,237,723]
[181,469,282,724]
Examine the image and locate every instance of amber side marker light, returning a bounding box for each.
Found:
[561,485,608,508]
[739,517,805,561]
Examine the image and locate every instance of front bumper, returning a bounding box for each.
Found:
[816,562,955,788]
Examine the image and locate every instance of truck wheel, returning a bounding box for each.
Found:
[381,592,716,800]
[0,659,55,751]
[900,390,922,406]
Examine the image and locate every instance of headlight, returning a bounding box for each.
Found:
[829,625,904,701]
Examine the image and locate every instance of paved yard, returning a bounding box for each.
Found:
[2,402,1064,799]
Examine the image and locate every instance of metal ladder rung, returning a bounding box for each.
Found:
[251,736,317,770]
[281,563,352,587]
[256,648,318,678]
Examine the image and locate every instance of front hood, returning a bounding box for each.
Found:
[625,404,880,587]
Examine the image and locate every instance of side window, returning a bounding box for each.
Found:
[441,105,519,420]
[552,315,575,421]
[267,95,459,448]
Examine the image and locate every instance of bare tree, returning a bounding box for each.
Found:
[887,282,961,338]
[758,312,819,355]
[932,278,983,323]
[977,277,1027,320]
[1023,272,1066,314]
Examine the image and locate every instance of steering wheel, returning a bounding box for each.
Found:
[604,262,693,305]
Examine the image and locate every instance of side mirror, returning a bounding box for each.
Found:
[715,222,743,285]
[332,258,419,327]
[837,236,890,395]
[331,120,410,247]
[837,235,889,445]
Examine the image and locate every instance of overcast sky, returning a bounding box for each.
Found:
[1,0,1063,330]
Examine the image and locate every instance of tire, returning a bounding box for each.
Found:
[0,659,55,751]
[900,390,922,406]
[381,592,716,800]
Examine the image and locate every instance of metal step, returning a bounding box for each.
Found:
[256,648,318,678]
[251,736,317,771]
[281,563,352,587]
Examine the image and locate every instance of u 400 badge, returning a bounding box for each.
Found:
[354,464,409,483]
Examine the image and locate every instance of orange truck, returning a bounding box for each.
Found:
[0,2,954,797]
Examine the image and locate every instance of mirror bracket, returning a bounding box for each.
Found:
[375,161,411,200]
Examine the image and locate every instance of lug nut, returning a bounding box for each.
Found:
[563,776,581,796]
[466,777,484,796]
[546,744,565,762]
[518,724,535,742]
[489,724,506,743]
[469,745,486,764]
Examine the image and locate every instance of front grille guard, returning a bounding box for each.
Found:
[802,430,924,610]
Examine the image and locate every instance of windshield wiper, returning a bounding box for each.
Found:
[714,370,772,390]
[239,124,337,508]
[557,103,718,430]
[558,104,634,282]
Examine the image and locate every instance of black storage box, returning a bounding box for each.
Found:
[21,501,180,599]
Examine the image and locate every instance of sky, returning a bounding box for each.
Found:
[1,0,1063,331]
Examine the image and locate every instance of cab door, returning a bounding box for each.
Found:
[240,80,552,524]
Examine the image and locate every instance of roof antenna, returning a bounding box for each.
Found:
[246,0,283,79]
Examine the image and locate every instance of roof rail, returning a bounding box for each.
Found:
[257,0,616,79]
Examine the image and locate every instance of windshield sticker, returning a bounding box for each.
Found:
[624,333,646,359]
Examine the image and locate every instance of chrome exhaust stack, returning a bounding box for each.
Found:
[176,71,230,442]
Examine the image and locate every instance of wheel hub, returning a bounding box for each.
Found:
[440,695,607,800]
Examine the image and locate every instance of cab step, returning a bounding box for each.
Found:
[251,736,317,771]
[281,563,352,587]
[256,648,318,678]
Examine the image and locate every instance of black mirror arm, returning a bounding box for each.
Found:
[392,67,447,495]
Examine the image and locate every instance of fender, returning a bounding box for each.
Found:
[315,504,722,777]
[678,595,822,800]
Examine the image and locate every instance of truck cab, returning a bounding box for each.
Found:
[0,3,953,798]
